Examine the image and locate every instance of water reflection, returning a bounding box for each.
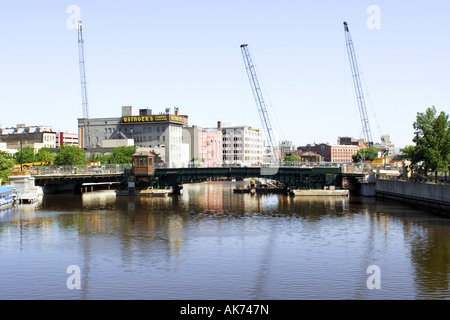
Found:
[0,182,448,299]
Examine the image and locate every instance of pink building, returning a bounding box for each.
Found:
[183,123,223,167]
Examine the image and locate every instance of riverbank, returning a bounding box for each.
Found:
[375,178,450,216]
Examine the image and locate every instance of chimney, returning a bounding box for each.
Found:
[217,121,222,130]
[174,107,179,116]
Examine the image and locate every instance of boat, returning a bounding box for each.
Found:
[116,186,172,197]
[0,186,15,208]
[290,189,349,197]
[137,187,172,197]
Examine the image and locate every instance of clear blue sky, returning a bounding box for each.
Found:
[0,0,449,149]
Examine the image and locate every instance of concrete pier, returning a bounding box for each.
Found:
[8,175,43,203]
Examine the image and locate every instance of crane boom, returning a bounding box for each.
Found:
[78,20,91,147]
[240,44,279,162]
[343,21,373,146]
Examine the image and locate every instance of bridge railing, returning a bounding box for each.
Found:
[32,164,131,176]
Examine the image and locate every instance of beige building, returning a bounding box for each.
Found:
[222,124,264,166]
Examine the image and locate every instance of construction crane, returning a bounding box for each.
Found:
[343,21,373,146]
[78,20,91,148]
[240,44,279,163]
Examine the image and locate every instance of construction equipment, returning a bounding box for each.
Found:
[78,20,91,148]
[240,44,279,163]
[343,21,373,146]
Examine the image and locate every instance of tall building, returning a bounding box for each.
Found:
[183,122,223,167]
[78,106,190,167]
[221,123,264,166]
[0,124,56,152]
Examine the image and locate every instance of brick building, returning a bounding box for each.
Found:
[298,143,361,163]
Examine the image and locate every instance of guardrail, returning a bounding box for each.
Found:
[29,162,402,176]
[32,164,131,176]
[377,174,450,185]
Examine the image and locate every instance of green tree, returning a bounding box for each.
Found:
[404,106,450,181]
[352,147,380,163]
[0,151,15,184]
[36,148,56,163]
[14,146,37,164]
[54,145,88,166]
[284,154,301,163]
[109,146,137,164]
[88,153,110,164]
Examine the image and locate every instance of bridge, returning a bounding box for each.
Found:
[31,163,364,194]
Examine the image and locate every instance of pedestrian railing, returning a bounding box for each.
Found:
[32,164,131,176]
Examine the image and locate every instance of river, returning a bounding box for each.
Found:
[0,181,449,300]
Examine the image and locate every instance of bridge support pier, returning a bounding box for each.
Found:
[172,184,183,195]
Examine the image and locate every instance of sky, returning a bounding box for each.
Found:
[0,0,449,150]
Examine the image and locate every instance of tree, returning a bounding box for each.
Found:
[36,148,56,163]
[54,145,88,166]
[109,146,137,164]
[352,147,380,163]
[284,154,301,163]
[404,106,450,181]
[14,146,36,164]
[88,153,110,164]
[0,151,15,184]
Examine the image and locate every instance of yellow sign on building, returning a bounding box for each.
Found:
[121,115,185,124]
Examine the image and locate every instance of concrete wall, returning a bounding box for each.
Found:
[375,179,450,215]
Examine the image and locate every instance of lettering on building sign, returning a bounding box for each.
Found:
[121,115,184,124]
[170,116,184,122]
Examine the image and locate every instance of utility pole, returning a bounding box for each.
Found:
[78,20,91,148]
[343,21,373,146]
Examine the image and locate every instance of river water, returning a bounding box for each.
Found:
[0,181,449,300]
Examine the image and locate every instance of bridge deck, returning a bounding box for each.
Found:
[33,166,363,190]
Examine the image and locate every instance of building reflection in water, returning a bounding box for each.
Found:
[1,182,448,299]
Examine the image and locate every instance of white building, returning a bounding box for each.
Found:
[222,125,264,166]
[0,142,17,156]
[56,132,79,147]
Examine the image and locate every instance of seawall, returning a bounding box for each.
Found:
[375,179,450,216]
